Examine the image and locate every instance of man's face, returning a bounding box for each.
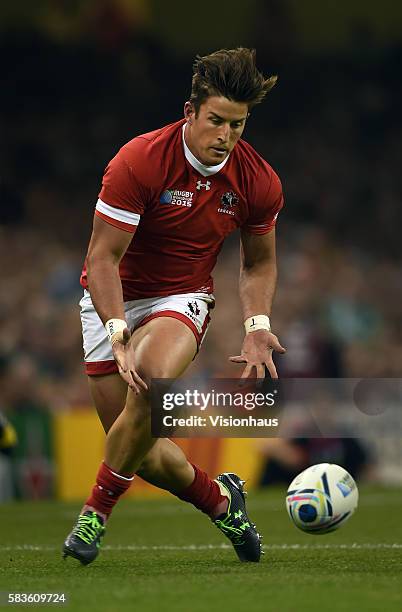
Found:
[184,96,248,166]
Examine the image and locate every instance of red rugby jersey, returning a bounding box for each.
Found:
[81,119,284,300]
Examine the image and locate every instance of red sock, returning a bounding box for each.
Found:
[176,464,228,519]
[85,461,134,517]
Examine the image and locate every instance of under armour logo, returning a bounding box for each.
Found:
[196,180,211,190]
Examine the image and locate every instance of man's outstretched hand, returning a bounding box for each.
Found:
[112,328,148,393]
[229,329,286,379]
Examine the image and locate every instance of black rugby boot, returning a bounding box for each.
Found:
[63,510,105,565]
[214,473,263,562]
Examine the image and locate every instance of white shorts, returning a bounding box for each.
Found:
[80,290,215,376]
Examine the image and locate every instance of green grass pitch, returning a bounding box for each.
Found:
[0,486,401,611]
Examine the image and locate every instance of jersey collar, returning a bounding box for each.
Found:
[182,124,229,177]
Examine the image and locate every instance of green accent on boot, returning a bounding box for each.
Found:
[215,514,246,545]
[74,512,105,545]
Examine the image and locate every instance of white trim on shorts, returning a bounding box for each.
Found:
[80,290,214,375]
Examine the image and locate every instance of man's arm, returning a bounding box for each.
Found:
[86,215,147,392]
[239,228,278,319]
[86,215,133,323]
[229,228,285,379]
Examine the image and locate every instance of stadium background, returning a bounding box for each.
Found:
[1,0,402,503]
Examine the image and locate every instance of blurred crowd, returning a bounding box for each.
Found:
[1,24,402,419]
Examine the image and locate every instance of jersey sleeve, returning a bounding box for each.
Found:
[242,168,284,235]
[96,151,148,233]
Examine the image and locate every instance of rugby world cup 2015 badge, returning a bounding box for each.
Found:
[218,191,238,216]
[160,189,194,208]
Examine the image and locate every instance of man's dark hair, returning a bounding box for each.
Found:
[190,47,277,114]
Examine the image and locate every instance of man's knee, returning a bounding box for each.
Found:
[137,364,178,390]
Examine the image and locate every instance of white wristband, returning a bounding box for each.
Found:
[244,315,271,334]
[105,318,127,345]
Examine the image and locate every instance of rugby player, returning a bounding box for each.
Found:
[63,47,285,565]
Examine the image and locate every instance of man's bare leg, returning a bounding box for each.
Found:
[82,317,227,519]
[101,317,196,479]
[84,315,228,523]
[89,372,195,493]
